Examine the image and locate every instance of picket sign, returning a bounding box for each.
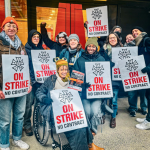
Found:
[112,46,138,81]
[2,54,30,98]
[118,55,150,91]
[86,6,109,37]
[31,50,56,83]
[85,61,113,99]
[51,89,87,134]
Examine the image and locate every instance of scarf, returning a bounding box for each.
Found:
[134,32,147,46]
[55,73,69,90]
[68,47,81,64]
[103,43,121,59]
[0,31,22,50]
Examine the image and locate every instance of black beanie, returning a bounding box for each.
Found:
[131,26,144,33]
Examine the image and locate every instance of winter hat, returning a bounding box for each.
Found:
[85,37,98,49]
[54,57,70,82]
[56,32,68,43]
[131,26,144,33]
[111,25,122,33]
[1,17,18,30]
[68,34,79,43]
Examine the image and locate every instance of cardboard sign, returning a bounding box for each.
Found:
[51,89,87,134]
[85,62,113,99]
[2,55,30,98]
[118,55,150,91]
[31,50,56,83]
[86,6,109,37]
[68,70,84,91]
[112,47,138,81]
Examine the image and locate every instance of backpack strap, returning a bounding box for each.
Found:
[143,37,149,52]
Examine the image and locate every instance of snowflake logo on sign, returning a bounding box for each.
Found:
[59,90,73,104]
[92,63,104,76]
[125,59,138,71]
[11,57,24,72]
[118,49,131,60]
[38,51,50,63]
[91,9,102,20]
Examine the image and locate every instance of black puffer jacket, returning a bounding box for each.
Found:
[41,24,67,57]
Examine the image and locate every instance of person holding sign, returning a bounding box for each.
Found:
[40,22,68,57]
[36,58,93,150]
[100,32,123,128]
[60,34,84,73]
[129,26,150,129]
[123,33,147,117]
[0,17,32,150]
[74,37,105,150]
[23,29,43,136]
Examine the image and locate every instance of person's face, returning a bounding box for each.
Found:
[132,29,142,38]
[114,28,121,33]
[109,34,118,46]
[3,23,17,37]
[87,44,97,54]
[58,66,68,79]
[126,34,134,43]
[32,34,40,46]
[69,39,78,49]
[59,37,66,45]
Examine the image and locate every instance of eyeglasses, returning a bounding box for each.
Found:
[32,36,40,39]
[6,25,17,29]
[109,37,117,40]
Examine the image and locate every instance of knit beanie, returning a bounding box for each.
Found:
[56,32,68,43]
[131,26,144,33]
[1,17,18,30]
[54,57,70,82]
[68,34,79,43]
[85,37,98,49]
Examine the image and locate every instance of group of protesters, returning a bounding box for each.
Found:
[0,15,150,150]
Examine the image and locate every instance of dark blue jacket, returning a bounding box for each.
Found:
[41,25,67,57]
[74,52,105,99]
[60,47,84,73]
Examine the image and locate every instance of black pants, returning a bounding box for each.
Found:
[146,88,150,122]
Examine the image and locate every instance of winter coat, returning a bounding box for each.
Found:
[0,35,26,90]
[100,45,121,87]
[25,29,43,85]
[41,24,67,57]
[74,52,105,99]
[60,45,84,73]
[36,74,90,150]
[135,33,150,78]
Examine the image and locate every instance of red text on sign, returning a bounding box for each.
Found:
[124,76,147,85]
[114,68,120,74]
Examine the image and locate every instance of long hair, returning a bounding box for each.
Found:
[105,32,123,47]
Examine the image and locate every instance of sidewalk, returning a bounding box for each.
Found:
[10,97,150,150]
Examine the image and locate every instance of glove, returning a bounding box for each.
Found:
[141,65,150,73]
[81,82,91,89]
[40,22,46,28]
[42,97,53,105]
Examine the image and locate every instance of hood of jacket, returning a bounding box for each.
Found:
[26,29,43,51]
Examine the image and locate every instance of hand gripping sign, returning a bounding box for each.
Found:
[112,47,138,81]
[51,89,87,134]
[85,62,113,99]
[31,50,56,83]
[118,55,150,92]
[86,6,109,37]
[2,55,30,98]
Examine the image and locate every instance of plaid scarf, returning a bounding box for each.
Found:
[0,31,22,50]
